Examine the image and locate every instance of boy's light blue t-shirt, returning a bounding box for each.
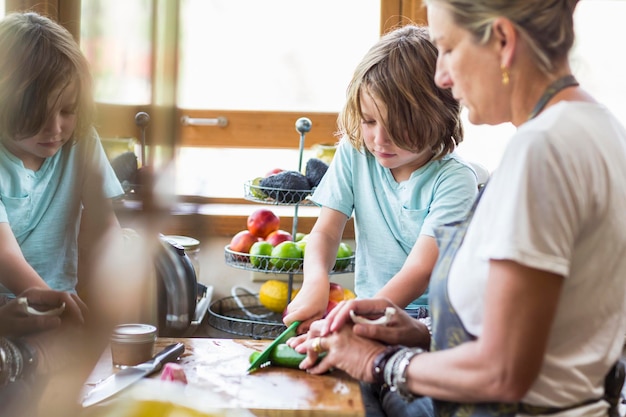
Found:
[312,139,478,309]
[0,129,124,295]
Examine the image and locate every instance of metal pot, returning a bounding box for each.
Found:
[154,236,206,336]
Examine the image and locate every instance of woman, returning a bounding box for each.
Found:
[292,1,626,416]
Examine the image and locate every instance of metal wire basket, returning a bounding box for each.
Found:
[224,245,355,274]
[207,287,286,339]
[243,180,318,206]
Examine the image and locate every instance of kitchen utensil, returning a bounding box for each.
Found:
[247,320,300,373]
[81,342,184,408]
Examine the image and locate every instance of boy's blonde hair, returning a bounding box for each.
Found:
[338,24,462,160]
[0,12,94,143]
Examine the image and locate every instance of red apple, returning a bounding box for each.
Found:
[325,300,339,316]
[265,229,293,247]
[247,209,280,238]
[265,168,284,177]
[229,230,261,254]
[329,282,345,303]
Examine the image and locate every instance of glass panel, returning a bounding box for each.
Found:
[178,0,381,112]
[572,0,626,124]
[80,0,153,105]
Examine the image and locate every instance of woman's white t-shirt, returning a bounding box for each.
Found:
[448,102,626,416]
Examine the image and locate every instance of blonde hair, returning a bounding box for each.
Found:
[0,12,94,143]
[424,0,579,74]
[338,24,462,160]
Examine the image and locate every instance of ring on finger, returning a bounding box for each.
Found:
[312,336,324,354]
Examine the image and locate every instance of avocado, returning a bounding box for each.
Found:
[259,170,311,204]
[110,151,138,192]
[304,158,329,188]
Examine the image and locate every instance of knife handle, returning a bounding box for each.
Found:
[148,342,185,373]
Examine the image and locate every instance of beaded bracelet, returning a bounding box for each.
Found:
[384,347,425,402]
[371,345,404,386]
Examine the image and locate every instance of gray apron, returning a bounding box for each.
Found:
[428,188,623,417]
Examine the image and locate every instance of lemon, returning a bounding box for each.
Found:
[259,280,299,313]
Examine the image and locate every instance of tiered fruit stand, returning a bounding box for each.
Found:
[209,117,355,339]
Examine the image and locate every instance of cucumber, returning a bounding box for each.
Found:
[248,343,309,369]
[269,343,307,368]
[249,343,326,370]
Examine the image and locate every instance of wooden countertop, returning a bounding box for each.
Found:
[85,337,365,417]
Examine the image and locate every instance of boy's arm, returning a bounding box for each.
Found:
[0,223,50,295]
[374,234,438,308]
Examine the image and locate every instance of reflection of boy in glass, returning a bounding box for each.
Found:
[0,12,124,298]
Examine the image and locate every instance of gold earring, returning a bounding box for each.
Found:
[501,65,510,86]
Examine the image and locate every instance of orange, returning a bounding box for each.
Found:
[343,288,356,300]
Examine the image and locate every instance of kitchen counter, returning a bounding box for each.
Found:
[85,337,365,417]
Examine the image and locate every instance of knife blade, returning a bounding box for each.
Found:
[247,320,300,373]
[81,342,185,407]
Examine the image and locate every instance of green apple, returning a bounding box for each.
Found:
[249,241,273,269]
[295,232,307,242]
[334,242,354,270]
[270,241,303,271]
[295,239,307,256]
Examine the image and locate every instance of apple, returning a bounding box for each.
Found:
[329,282,345,303]
[270,241,303,271]
[265,168,284,177]
[295,239,307,256]
[325,300,339,316]
[334,242,354,270]
[295,232,307,242]
[247,209,280,238]
[229,230,261,254]
[265,229,293,247]
[249,241,273,269]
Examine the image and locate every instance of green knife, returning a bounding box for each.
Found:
[247,320,300,373]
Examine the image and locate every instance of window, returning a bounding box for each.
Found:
[75,0,626,198]
[80,0,152,105]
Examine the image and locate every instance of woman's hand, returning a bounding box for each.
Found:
[0,288,87,337]
[322,298,431,348]
[296,319,386,382]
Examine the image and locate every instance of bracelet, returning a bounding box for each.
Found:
[0,337,23,385]
[10,338,38,378]
[383,347,425,402]
[371,345,404,386]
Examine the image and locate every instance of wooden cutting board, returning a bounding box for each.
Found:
[86,337,365,417]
